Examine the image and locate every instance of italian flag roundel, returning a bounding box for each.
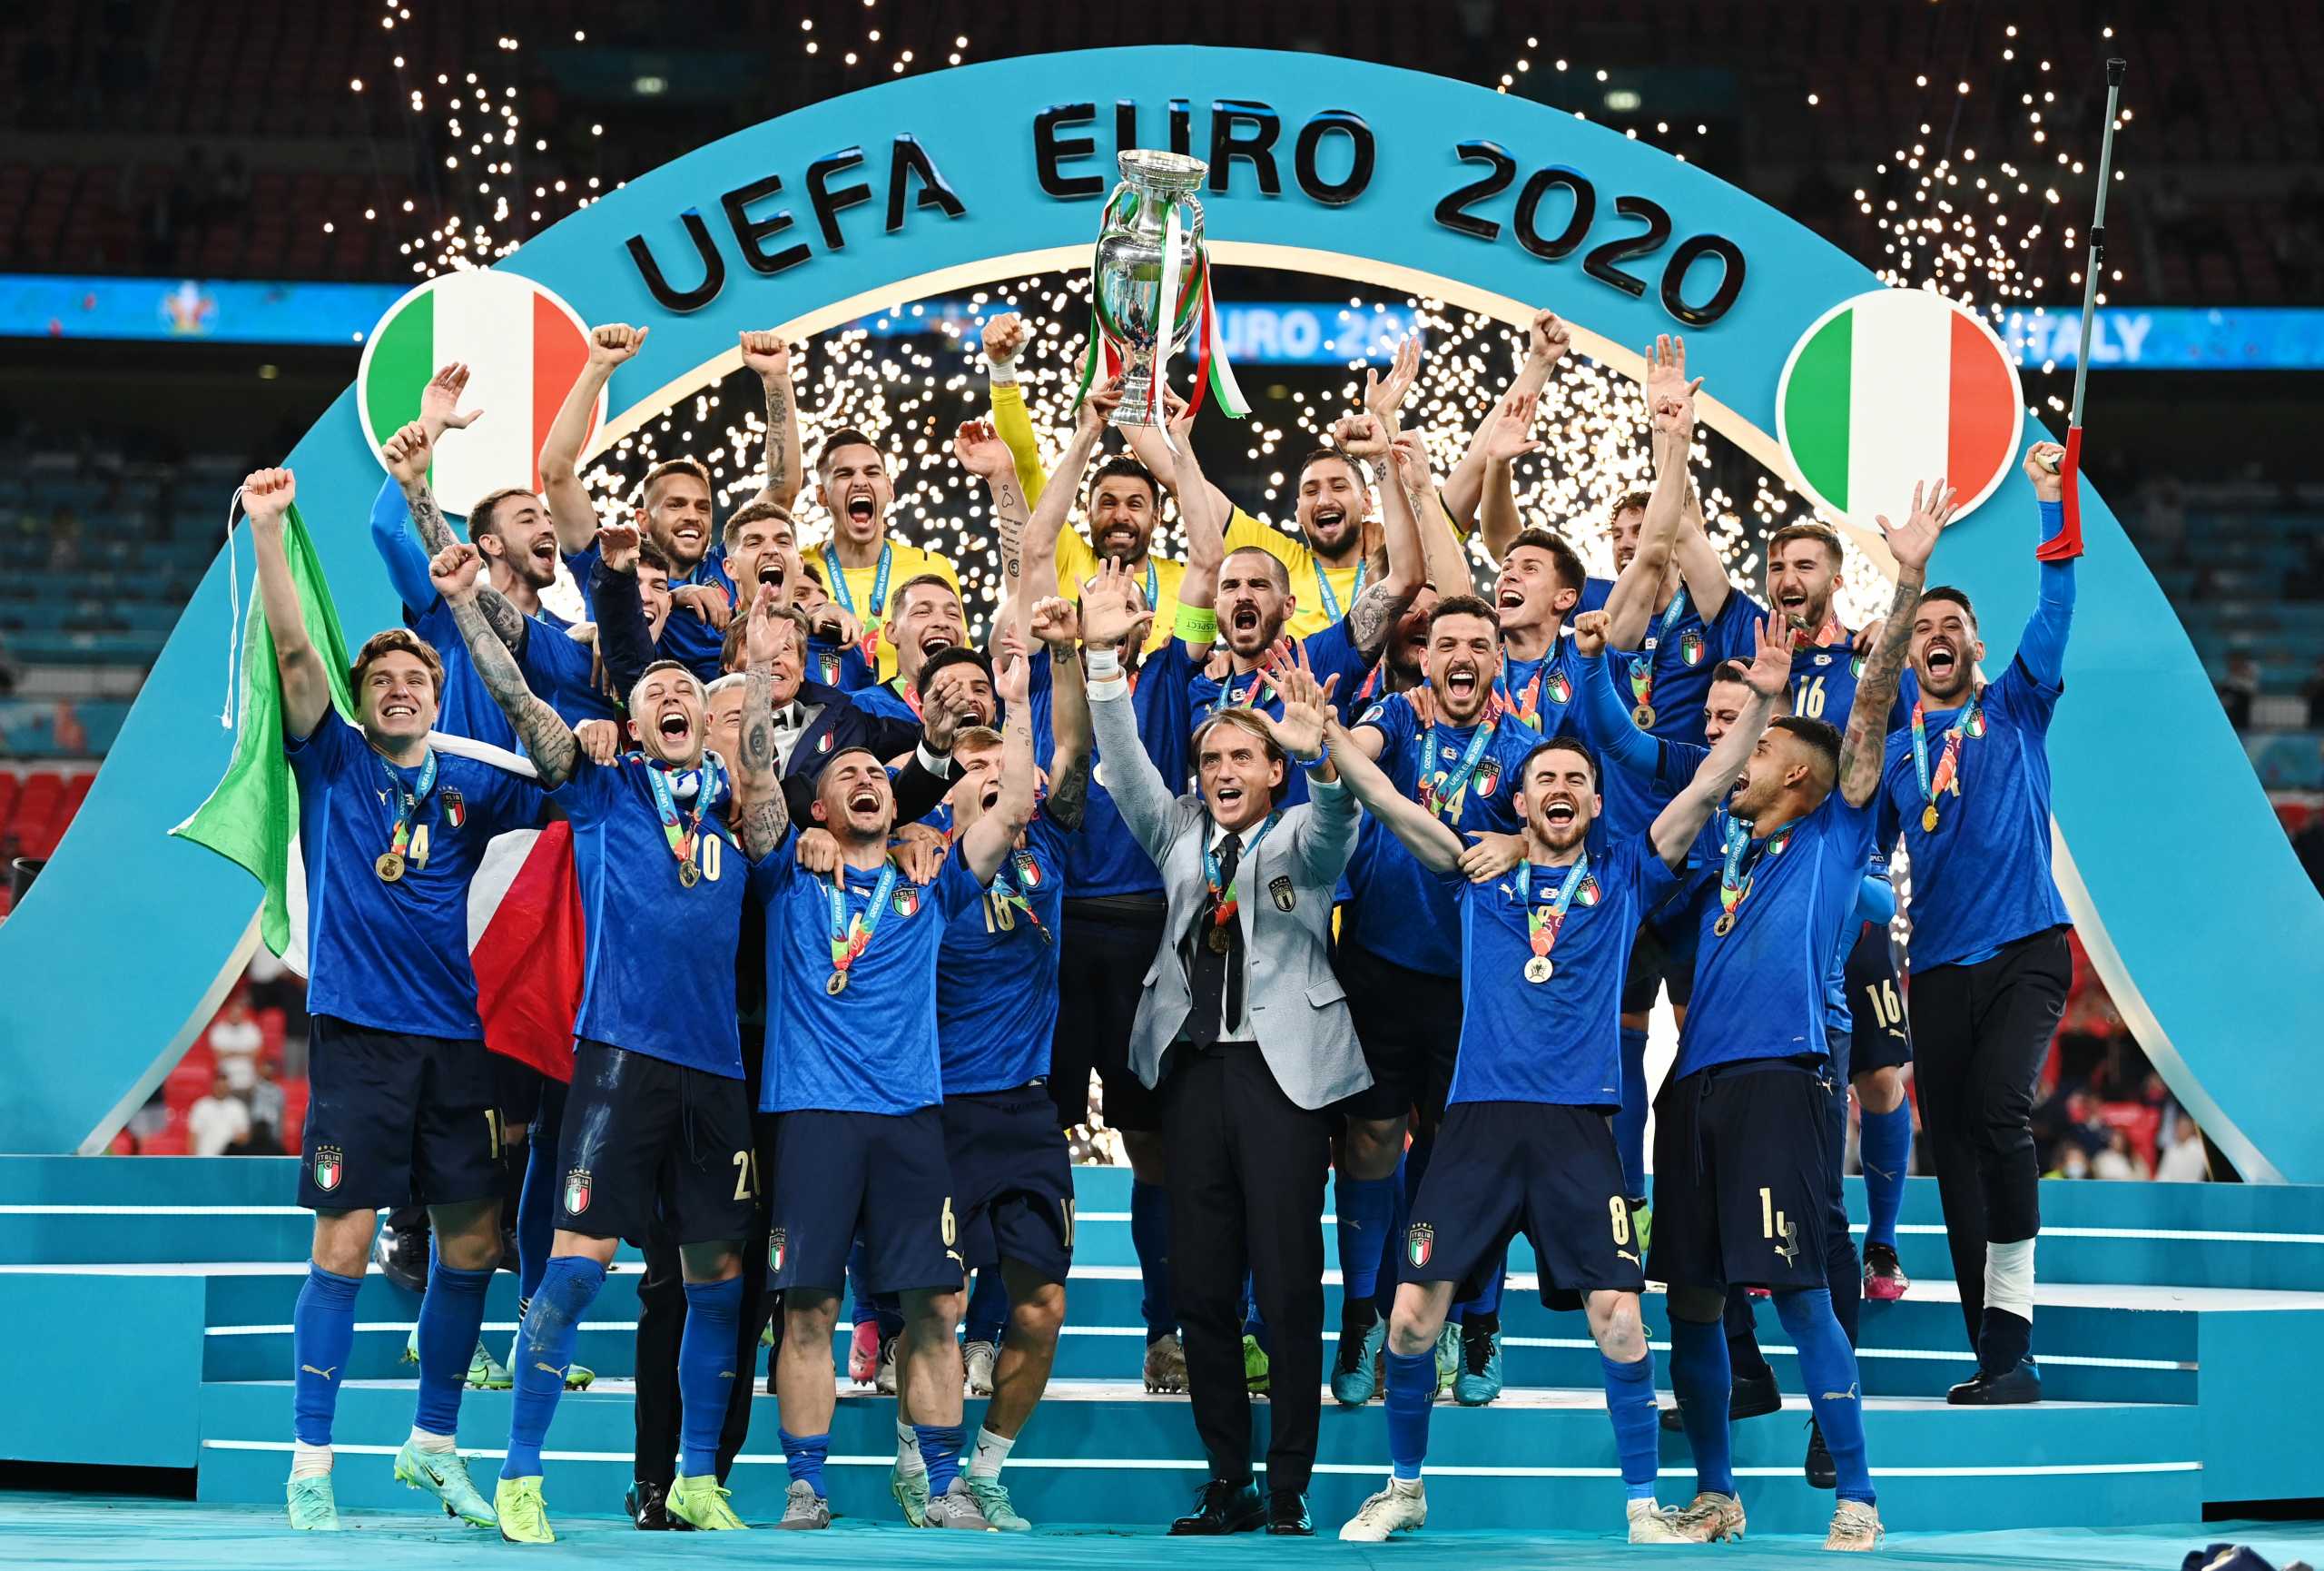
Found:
[1777,289,2024,526]
[357,270,600,517]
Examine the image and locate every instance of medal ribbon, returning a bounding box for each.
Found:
[644,753,725,876]
[379,749,439,865]
[1911,685,1987,817]
[822,539,892,659]
[1208,665,1268,720]
[989,849,1050,943]
[1516,854,1590,966]
[1312,558,1367,624]
[1202,813,1280,935]
[825,860,902,978]
[1495,659,1548,732]
[1417,720,1495,823]
[1626,586,1689,716]
[1717,815,1796,920]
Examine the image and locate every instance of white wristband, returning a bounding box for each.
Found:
[989,359,1019,387]
[1087,647,1123,682]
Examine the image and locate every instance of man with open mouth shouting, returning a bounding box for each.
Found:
[805,420,964,686]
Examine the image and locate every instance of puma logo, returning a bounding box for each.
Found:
[1821,1383,1861,1403]
[1617,1250,1641,1267]
[1774,1220,1802,1269]
[299,1364,340,1380]
[535,1361,569,1379]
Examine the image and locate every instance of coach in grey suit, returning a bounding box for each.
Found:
[1080,568,1370,1537]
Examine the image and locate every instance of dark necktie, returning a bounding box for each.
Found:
[1188,831,1244,1044]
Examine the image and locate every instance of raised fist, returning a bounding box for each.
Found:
[243,467,296,527]
[1332,410,1390,461]
[588,323,648,367]
[382,421,432,487]
[1528,310,1572,365]
[429,541,484,601]
[983,311,1029,367]
[1572,608,1610,657]
[738,330,791,383]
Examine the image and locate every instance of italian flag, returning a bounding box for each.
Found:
[357,271,597,517]
[1777,289,2024,523]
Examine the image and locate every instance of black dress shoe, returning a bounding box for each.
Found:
[1805,1419,1836,1488]
[1947,1356,2042,1406]
[1265,1489,1314,1536]
[1168,1478,1265,1536]
[625,1479,675,1529]
[1659,1368,1786,1431]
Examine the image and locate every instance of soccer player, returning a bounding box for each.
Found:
[1327,616,1791,1544]
[438,543,780,1543]
[244,468,544,1533]
[1880,440,2079,1403]
[1650,478,1956,1553]
[753,650,1039,1532]
[808,425,963,681]
[850,575,973,725]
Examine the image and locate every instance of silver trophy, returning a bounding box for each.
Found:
[1091,149,1210,428]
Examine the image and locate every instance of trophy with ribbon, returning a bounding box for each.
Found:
[1076,149,1249,439]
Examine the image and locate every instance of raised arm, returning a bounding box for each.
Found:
[368,472,440,617]
[1602,335,1699,645]
[959,637,1039,881]
[1164,390,1226,648]
[1571,611,1668,782]
[431,543,579,788]
[1391,431,1478,597]
[380,420,527,652]
[738,331,803,514]
[1029,597,1095,833]
[1079,560,1180,859]
[1122,400,1236,531]
[1323,712,1465,874]
[1841,479,1959,806]
[1445,311,1568,529]
[540,324,645,553]
[1651,616,1787,866]
[588,523,655,702]
[982,311,1052,509]
[734,585,795,859]
[1257,650,1362,884]
[244,469,330,741]
[1331,412,1423,657]
[2018,440,2076,687]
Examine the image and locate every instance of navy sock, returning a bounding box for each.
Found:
[1375,1160,1411,1319]
[1724,1289,1773,1380]
[290,1262,363,1447]
[1858,1102,1911,1250]
[965,1269,1009,1348]
[1384,1349,1435,1480]
[1335,1171,1397,1300]
[413,1253,494,1437]
[515,1139,555,1303]
[874,1295,905,1341]
[1616,1026,1650,1198]
[846,1238,876,1327]
[501,1253,605,1479]
[1131,1180,1176,1342]
[1243,1274,1269,1351]
[1600,1351,1660,1497]
[1775,1289,1873,1505]
[678,1277,743,1478]
[1980,1306,2033,1375]
[781,1428,831,1497]
[1455,1253,1505,1320]
[1668,1316,1735,1497]
[1827,1227,1864,1347]
[915,1422,966,1496]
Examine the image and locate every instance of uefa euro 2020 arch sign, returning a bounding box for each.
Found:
[5,47,2315,1181]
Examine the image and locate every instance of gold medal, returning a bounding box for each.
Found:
[825,970,849,997]
[678,859,701,888]
[1631,703,1656,729]
[1713,912,1736,938]
[1523,956,1552,984]
[1922,804,1940,833]
[1206,925,1232,955]
[375,852,405,883]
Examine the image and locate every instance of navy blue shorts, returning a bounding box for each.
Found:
[300,1014,501,1213]
[1334,943,1462,1128]
[1647,1059,1834,1292]
[553,1040,756,1247]
[1401,1101,1644,1308]
[765,1106,960,1296]
[1843,921,1913,1073]
[943,1086,1075,1282]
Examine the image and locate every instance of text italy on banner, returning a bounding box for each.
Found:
[356,271,597,516]
[1777,288,2025,525]
[171,500,356,958]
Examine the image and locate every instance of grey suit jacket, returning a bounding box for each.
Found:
[1089,678,1373,1112]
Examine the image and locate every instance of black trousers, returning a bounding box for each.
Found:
[1160,1041,1331,1496]
[1907,926,2073,1346]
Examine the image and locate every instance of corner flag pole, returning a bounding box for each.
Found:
[2045,55,2126,562]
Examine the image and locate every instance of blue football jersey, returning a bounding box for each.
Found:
[937,811,1071,1094]
[1187,618,1382,809]
[1071,640,1198,900]
[1493,640,1581,738]
[554,756,752,1077]
[286,716,545,1040]
[1597,588,1762,839]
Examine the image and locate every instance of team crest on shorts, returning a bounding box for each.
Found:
[563,1167,593,1215]
[769,1228,787,1273]
[1679,629,1706,667]
[440,787,465,828]
[1473,757,1502,797]
[1406,1222,1434,1269]
[1269,875,1295,913]
[311,1145,344,1192]
[893,886,920,917]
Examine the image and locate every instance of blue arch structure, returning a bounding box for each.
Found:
[5,48,2315,1177]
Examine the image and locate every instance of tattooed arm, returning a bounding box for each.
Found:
[1029,598,1093,832]
[739,331,802,513]
[1840,479,1960,807]
[430,544,579,789]
[734,588,795,859]
[380,420,528,652]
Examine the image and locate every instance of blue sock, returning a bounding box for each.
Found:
[1668,1316,1735,1497]
[413,1253,494,1437]
[1456,1253,1506,1319]
[678,1277,743,1478]
[1131,1180,1176,1342]
[1384,1349,1435,1480]
[1776,1289,1874,1505]
[290,1262,363,1447]
[1375,1159,1410,1319]
[874,1295,905,1340]
[781,1428,830,1497]
[1859,1102,1912,1250]
[846,1238,875,1326]
[965,1269,1009,1348]
[500,1254,605,1479]
[515,1139,555,1304]
[1243,1274,1268,1350]
[915,1422,966,1496]
[1617,1026,1650,1198]
[1335,1171,1398,1299]
[1600,1351,1661,1497]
